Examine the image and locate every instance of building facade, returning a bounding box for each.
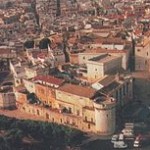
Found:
[135,33,150,71]
[19,83,116,135]
[87,54,122,82]
[0,87,16,109]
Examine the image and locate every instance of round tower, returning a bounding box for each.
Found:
[94,96,116,135]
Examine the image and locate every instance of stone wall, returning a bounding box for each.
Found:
[19,103,96,133]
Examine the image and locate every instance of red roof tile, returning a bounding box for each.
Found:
[0,49,11,55]
[34,75,64,86]
[58,83,96,98]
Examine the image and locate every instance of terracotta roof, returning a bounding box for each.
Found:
[34,75,64,86]
[58,83,96,98]
[85,48,127,54]
[102,39,125,45]
[68,37,77,44]
[0,49,11,54]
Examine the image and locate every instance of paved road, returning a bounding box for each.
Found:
[81,139,150,150]
[131,71,150,105]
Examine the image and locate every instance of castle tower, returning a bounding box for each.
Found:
[93,96,116,135]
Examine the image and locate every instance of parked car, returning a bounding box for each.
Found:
[133,134,150,148]
[114,141,128,149]
[121,128,134,139]
[111,133,124,143]
[111,134,119,143]
[118,133,124,141]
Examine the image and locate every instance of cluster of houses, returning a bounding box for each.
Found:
[0,0,150,135]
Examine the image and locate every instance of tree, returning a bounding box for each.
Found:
[6,129,23,148]
[0,115,85,149]
[39,38,51,49]
[0,137,11,150]
[24,40,34,49]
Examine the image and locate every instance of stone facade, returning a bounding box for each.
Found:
[18,82,117,135]
[35,83,56,107]
[0,88,16,109]
[135,34,150,71]
[87,54,122,82]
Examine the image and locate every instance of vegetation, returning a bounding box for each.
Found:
[39,38,51,49]
[24,40,34,49]
[0,115,85,150]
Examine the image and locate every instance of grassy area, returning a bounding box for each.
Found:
[0,115,86,150]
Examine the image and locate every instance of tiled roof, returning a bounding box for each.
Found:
[0,49,11,54]
[34,75,64,86]
[85,48,127,53]
[58,83,96,98]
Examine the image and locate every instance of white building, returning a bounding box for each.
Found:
[86,54,122,82]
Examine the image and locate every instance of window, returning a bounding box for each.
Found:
[137,49,140,52]
[88,124,90,129]
[68,107,72,113]
[95,68,97,71]
[37,110,40,115]
[85,116,87,121]
[83,56,85,60]
[147,52,149,56]
[46,113,49,119]
[91,118,93,123]
[77,110,80,116]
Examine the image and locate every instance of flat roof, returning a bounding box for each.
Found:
[99,75,115,87]
[100,81,120,94]
[89,54,119,63]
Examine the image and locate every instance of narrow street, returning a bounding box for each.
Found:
[132,71,150,105]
